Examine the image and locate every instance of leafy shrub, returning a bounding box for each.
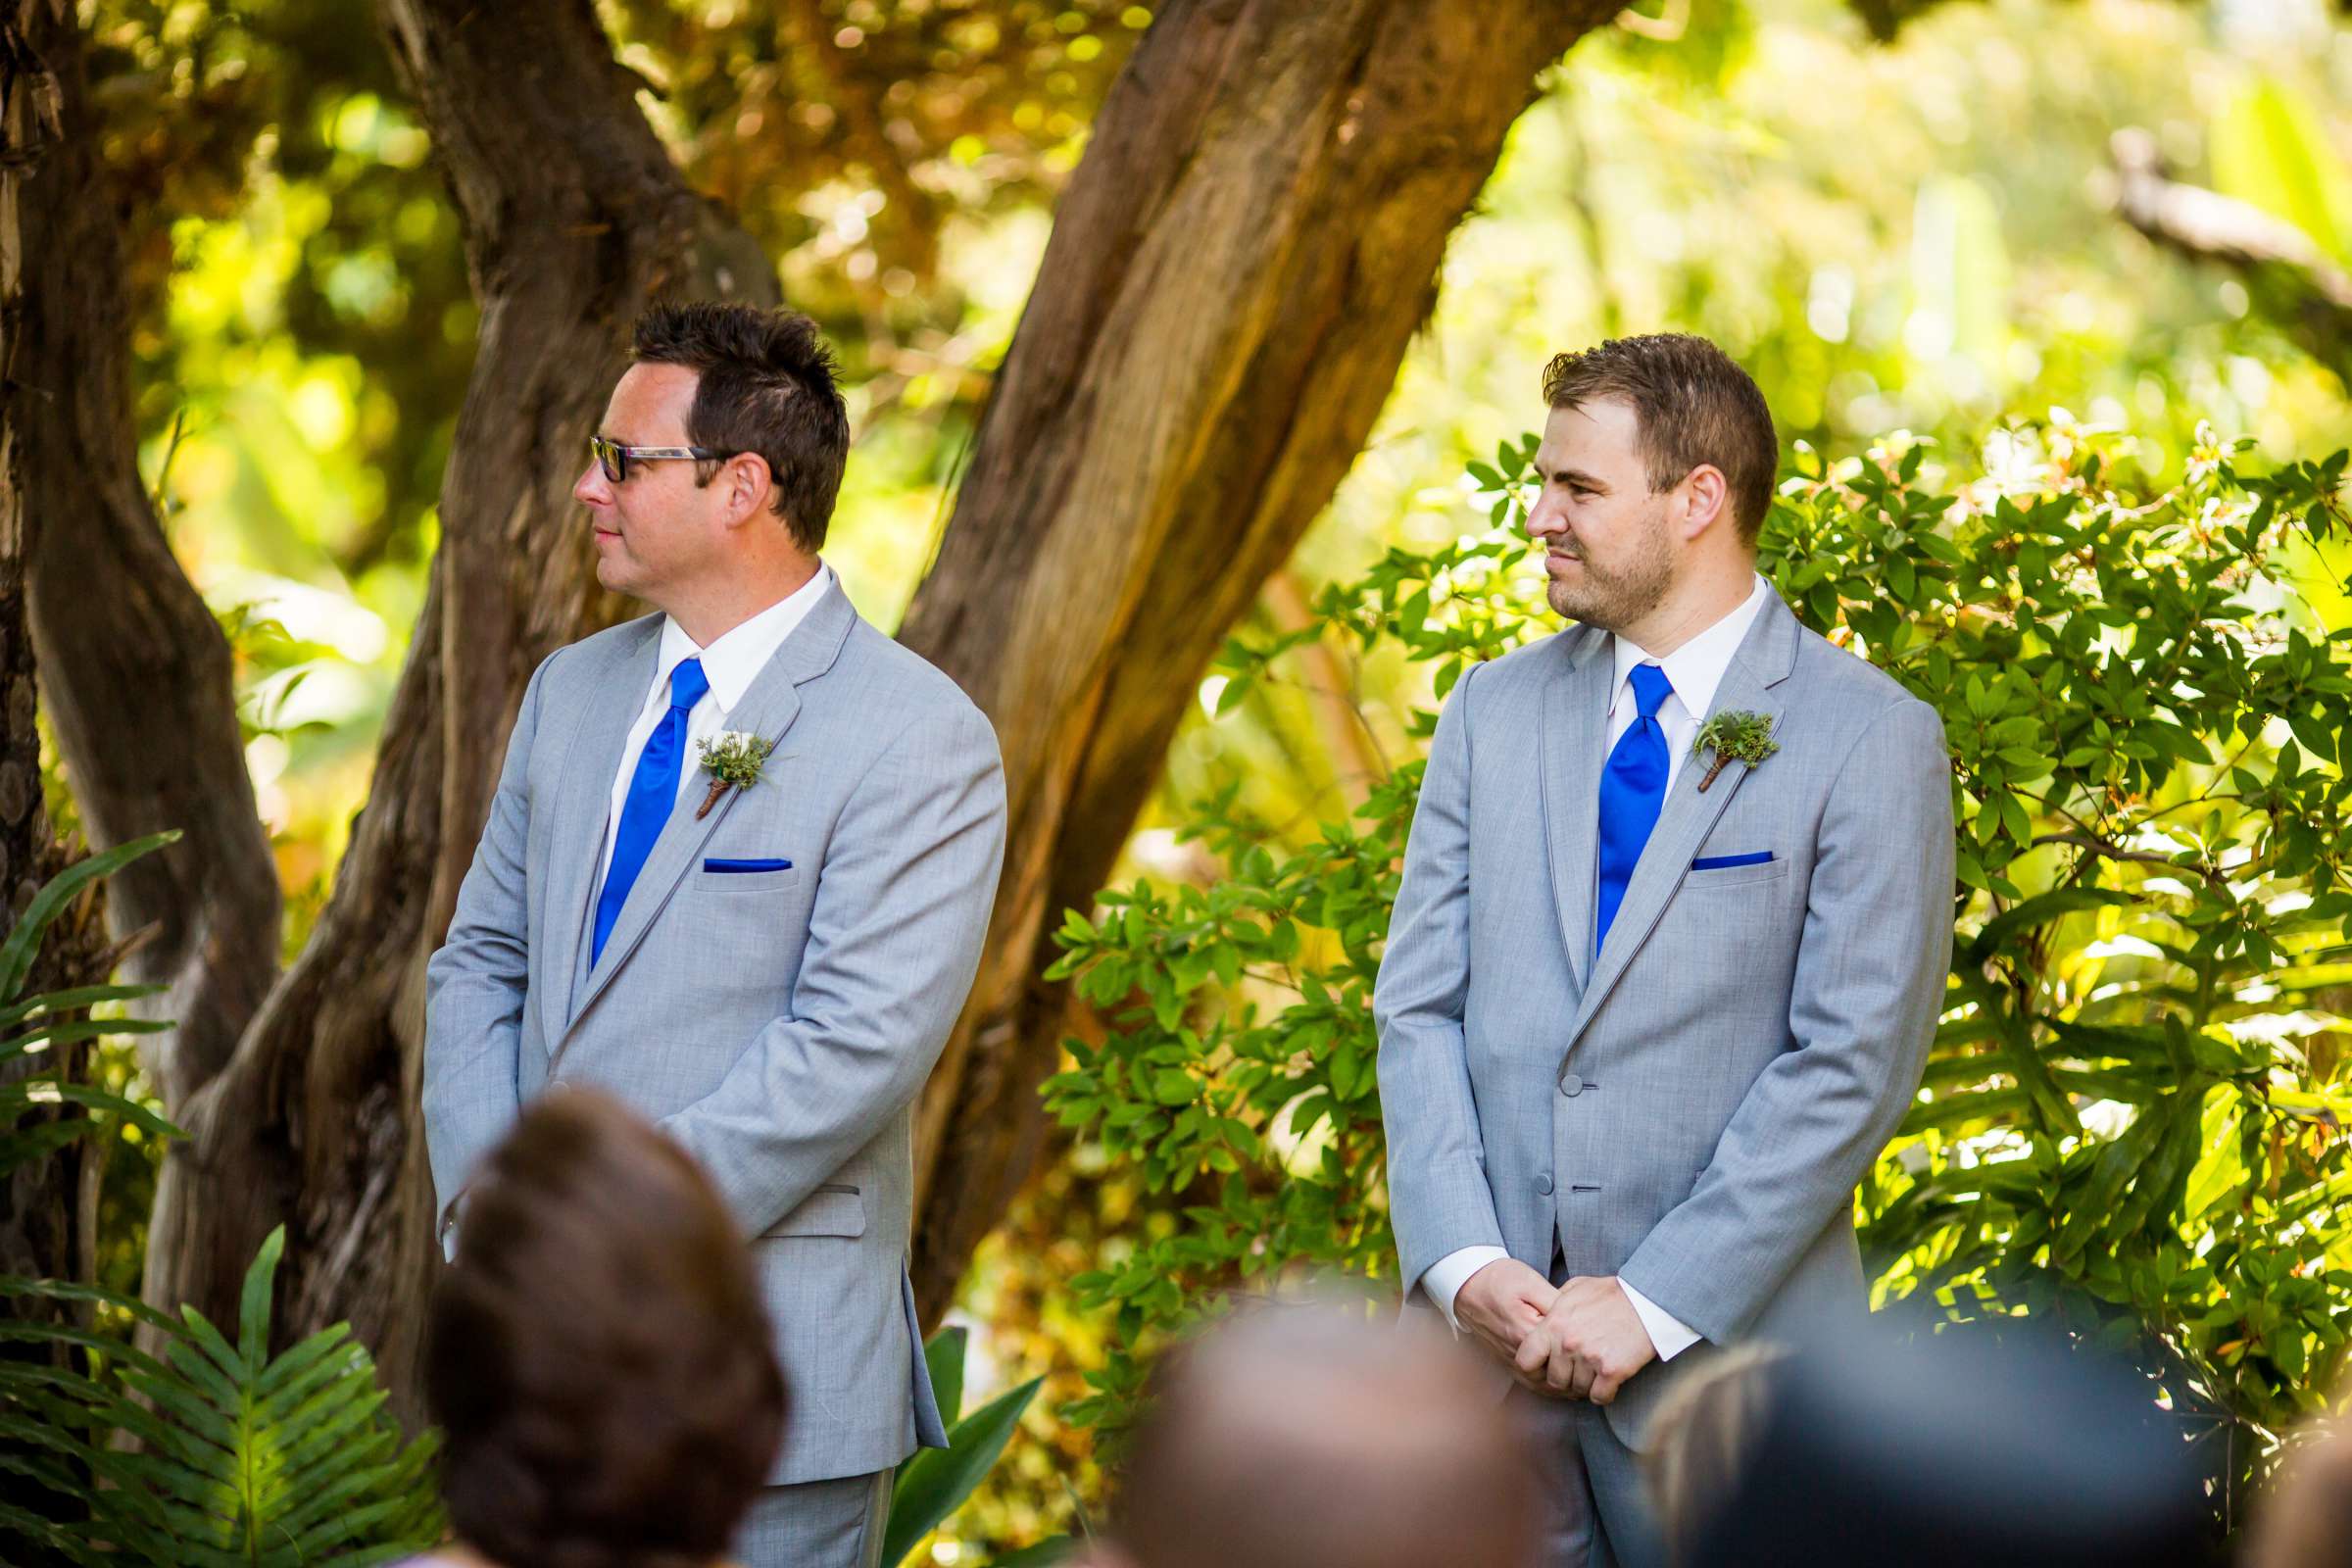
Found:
[0,835,443,1566]
[1044,419,2352,1514]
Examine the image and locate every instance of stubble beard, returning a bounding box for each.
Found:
[1544,522,1674,633]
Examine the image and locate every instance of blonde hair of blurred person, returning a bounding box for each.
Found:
[1640,1342,1792,1566]
[2245,1419,2352,1568]
[1086,1299,1540,1568]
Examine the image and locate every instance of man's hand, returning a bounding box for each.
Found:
[1515,1276,1656,1404]
[1454,1257,1559,1390]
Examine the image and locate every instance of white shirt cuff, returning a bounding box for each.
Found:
[439,1194,466,1263]
[1619,1280,1702,1361]
[1422,1246,1511,1331]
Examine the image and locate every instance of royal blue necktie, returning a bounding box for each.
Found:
[592,657,710,965]
[1595,662,1674,957]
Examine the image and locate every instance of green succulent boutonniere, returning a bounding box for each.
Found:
[695,729,774,819]
[1692,710,1779,793]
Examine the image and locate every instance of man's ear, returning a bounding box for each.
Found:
[721,452,774,525]
[1677,464,1731,541]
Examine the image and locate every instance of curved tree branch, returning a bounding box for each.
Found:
[2111,127,2352,392]
[899,0,1617,1321]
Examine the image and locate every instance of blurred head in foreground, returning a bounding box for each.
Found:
[1097,1301,1537,1568]
[1642,1341,1793,1565]
[2245,1419,2352,1568]
[1687,1320,2212,1568]
[425,1087,785,1568]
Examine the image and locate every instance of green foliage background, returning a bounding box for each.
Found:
[1044,420,2352,1524]
[62,0,2352,1555]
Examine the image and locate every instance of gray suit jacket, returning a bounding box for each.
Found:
[1375,587,1953,1448]
[422,583,1007,1485]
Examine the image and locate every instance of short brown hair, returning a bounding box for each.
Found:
[632,301,851,553]
[1542,333,1779,546]
[426,1088,784,1568]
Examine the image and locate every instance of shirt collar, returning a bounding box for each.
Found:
[1609,573,1771,720]
[653,564,833,715]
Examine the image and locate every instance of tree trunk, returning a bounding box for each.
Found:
[897,0,1610,1321]
[0,0,69,1299]
[133,0,773,1406]
[0,0,125,1307]
[12,1,279,1121]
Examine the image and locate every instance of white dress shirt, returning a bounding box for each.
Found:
[1422,574,1772,1361]
[594,564,835,892]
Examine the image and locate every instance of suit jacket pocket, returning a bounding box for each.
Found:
[1683,856,1790,890]
[761,1183,864,1239]
[693,862,802,893]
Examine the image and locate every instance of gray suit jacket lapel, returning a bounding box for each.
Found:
[555,587,859,1054]
[1560,590,1801,1062]
[1540,629,1614,992]
[542,617,663,1037]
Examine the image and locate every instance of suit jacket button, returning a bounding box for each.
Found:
[1535,1173,1555,1197]
[1560,1073,1585,1097]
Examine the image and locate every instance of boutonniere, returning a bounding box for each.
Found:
[695,730,774,819]
[1692,711,1779,793]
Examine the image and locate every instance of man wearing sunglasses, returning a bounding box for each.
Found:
[422,301,1008,1568]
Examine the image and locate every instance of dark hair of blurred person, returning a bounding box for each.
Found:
[1640,1342,1792,1565]
[1688,1319,2215,1568]
[1092,1300,1538,1568]
[418,1087,786,1568]
[2244,1419,2352,1568]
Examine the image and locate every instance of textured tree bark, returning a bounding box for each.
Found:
[12,0,279,1119]
[897,0,1615,1320]
[0,0,71,1305]
[0,0,129,1312]
[135,0,773,1409]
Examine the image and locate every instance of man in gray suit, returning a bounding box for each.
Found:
[1375,334,1953,1567]
[423,302,1006,1568]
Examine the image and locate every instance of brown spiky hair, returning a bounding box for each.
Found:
[632,301,851,553]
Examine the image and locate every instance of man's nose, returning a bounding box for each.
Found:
[574,462,611,508]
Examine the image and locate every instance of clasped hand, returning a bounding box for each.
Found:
[1454,1258,1655,1404]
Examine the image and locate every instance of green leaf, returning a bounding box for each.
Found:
[0,831,179,1005]
[0,980,169,1032]
[926,1327,969,1429]
[0,1081,180,1141]
[882,1378,1045,1567]
[1973,887,2134,956]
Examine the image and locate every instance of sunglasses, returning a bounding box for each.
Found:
[588,435,737,485]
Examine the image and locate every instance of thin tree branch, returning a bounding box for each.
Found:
[2110,126,2352,392]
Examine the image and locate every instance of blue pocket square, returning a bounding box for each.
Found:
[1691,851,1775,870]
[704,858,792,873]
